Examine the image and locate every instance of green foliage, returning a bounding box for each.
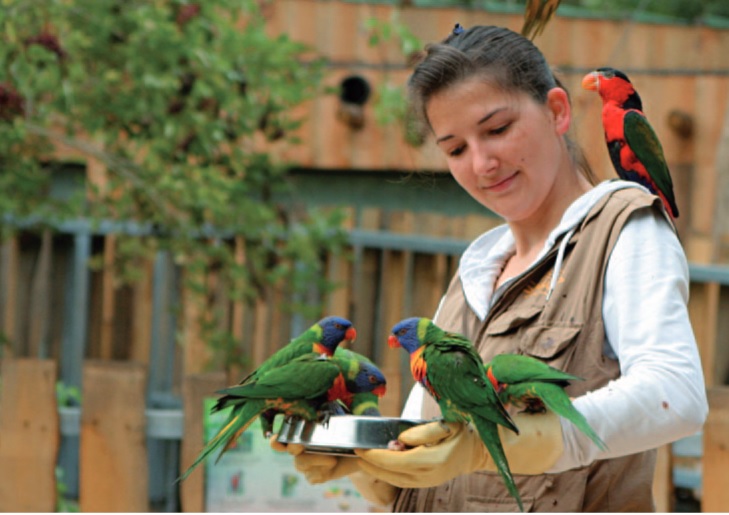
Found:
[364,13,428,147]
[55,466,79,512]
[55,381,81,407]
[0,0,348,367]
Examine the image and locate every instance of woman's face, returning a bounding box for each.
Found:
[426,76,575,225]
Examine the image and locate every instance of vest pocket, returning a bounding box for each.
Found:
[519,323,581,359]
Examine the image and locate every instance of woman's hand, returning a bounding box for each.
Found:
[354,410,564,489]
[269,436,360,483]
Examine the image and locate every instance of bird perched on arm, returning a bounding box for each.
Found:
[521,0,561,40]
[178,351,386,482]
[484,353,606,451]
[387,317,523,510]
[582,67,679,219]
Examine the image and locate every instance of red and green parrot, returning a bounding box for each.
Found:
[388,317,523,511]
[521,0,561,40]
[178,351,386,482]
[484,353,606,451]
[582,67,679,219]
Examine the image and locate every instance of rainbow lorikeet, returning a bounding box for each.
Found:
[388,317,523,511]
[235,316,357,388]
[178,352,386,482]
[258,347,387,436]
[521,0,561,40]
[582,67,679,219]
[484,353,606,451]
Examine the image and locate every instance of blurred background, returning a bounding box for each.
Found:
[1,0,728,512]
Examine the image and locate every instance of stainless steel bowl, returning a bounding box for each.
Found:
[276,415,427,456]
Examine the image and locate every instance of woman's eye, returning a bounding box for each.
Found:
[449,145,465,157]
[490,124,509,135]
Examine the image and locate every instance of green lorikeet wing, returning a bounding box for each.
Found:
[502,381,606,451]
[487,353,581,386]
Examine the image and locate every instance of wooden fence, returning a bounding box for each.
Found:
[1,218,729,511]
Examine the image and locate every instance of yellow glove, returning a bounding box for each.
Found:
[270,436,397,507]
[354,410,563,489]
[269,436,360,483]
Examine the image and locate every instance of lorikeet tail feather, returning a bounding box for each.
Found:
[536,384,607,451]
[470,413,524,512]
[177,401,261,482]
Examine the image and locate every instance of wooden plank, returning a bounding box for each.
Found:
[179,372,227,513]
[652,444,673,513]
[79,360,148,512]
[351,207,382,362]
[180,268,213,375]
[325,207,355,320]
[687,281,719,387]
[376,211,413,416]
[130,258,154,365]
[703,387,729,513]
[28,230,52,357]
[0,236,19,356]
[0,358,59,512]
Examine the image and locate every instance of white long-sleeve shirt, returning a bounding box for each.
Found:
[402,180,708,472]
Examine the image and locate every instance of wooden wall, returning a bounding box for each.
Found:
[261,0,729,265]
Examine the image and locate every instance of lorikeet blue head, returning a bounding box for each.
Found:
[388,317,431,355]
[348,360,387,397]
[318,316,357,352]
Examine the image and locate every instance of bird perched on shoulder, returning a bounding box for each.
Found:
[582,67,679,219]
[178,351,386,482]
[521,0,561,40]
[484,353,606,451]
[388,317,523,511]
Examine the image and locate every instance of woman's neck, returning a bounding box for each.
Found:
[508,169,593,260]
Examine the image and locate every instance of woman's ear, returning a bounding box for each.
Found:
[546,87,571,136]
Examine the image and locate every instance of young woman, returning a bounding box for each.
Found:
[274,24,707,512]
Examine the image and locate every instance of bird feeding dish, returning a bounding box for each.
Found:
[276,415,426,456]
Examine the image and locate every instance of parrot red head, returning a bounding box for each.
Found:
[581,67,642,110]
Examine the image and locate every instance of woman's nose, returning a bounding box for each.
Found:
[471,142,498,176]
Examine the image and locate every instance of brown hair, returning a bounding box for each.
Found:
[408,25,596,184]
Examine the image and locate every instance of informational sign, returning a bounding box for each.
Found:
[202,398,373,512]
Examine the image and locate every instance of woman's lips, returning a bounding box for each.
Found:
[481,172,517,192]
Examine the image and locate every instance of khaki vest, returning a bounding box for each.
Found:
[394,188,662,513]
